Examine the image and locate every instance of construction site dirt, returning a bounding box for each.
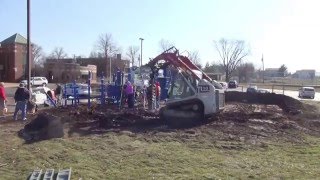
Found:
[10,92,320,146]
[1,92,320,179]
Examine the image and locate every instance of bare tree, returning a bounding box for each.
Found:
[49,47,68,59]
[32,43,43,65]
[203,61,225,73]
[187,50,202,68]
[126,45,140,67]
[159,39,174,52]
[214,38,250,81]
[278,64,288,77]
[95,33,118,58]
[237,62,255,83]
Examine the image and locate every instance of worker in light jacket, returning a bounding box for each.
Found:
[155,82,161,109]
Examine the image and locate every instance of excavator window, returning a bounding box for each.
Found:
[168,73,195,100]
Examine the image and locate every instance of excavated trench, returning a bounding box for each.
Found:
[225,91,305,114]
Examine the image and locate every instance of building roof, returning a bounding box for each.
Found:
[296,69,316,72]
[265,68,279,71]
[0,33,27,45]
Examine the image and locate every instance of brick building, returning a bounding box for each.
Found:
[76,54,130,79]
[0,33,31,82]
[44,55,129,83]
[44,59,97,83]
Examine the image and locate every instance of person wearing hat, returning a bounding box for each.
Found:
[0,82,7,116]
[13,83,30,121]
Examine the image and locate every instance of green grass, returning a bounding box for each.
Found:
[1,128,320,179]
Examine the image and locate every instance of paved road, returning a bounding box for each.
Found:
[227,87,320,102]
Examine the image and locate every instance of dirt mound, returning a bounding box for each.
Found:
[15,101,318,146]
[225,91,304,114]
[18,113,64,142]
[97,109,161,129]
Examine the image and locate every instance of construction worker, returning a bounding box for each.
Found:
[13,83,30,121]
[146,82,153,110]
[155,81,161,109]
[121,83,127,107]
[125,81,134,108]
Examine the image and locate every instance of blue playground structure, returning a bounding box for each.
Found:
[59,64,177,110]
[62,67,136,108]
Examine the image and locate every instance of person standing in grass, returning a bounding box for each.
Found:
[13,83,30,121]
[146,82,153,110]
[155,81,161,109]
[0,82,7,116]
[125,81,135,108]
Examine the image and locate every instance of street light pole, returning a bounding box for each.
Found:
[27,0,31,90]
[139,38,144,77]
[109,57,112,81]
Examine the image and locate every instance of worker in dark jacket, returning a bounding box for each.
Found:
[146,83,153,110]
[13,83,30,121]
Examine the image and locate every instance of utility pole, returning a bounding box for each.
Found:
[27,0,31,90]
[139,38,144,77]
[109,57,112,81]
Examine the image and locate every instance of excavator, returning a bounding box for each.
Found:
[147,47,225,127]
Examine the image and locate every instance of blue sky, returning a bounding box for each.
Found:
[1,0,319,72]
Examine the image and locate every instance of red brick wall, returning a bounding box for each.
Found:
[14,44,27,81]
[0,44,16,82]
[76,57,130,79]
[44,61,81,83]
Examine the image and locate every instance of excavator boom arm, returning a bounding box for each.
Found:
[147,47,212,82]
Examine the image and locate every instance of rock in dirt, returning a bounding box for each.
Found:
[18,113,64,142]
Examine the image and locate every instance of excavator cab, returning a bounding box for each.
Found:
[167,70,196,100]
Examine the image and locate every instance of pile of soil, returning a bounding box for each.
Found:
[225,91,304,114]
[18,113,64,142]
[13,96,319,144]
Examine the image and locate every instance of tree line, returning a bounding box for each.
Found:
[31,33,288,82]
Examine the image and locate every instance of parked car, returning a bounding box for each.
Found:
[20,77,48,87]
[219,82,228,90]
[228,80,238,88]
[299,87,315,99]
[64,83,92,97]
[31,87,51,105]
[246,85,258,93]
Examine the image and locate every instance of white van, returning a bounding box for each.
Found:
[298,87,315,99]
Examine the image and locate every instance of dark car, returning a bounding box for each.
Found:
[228,80,238,88]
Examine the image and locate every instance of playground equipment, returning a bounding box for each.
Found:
[61,67,136,108]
